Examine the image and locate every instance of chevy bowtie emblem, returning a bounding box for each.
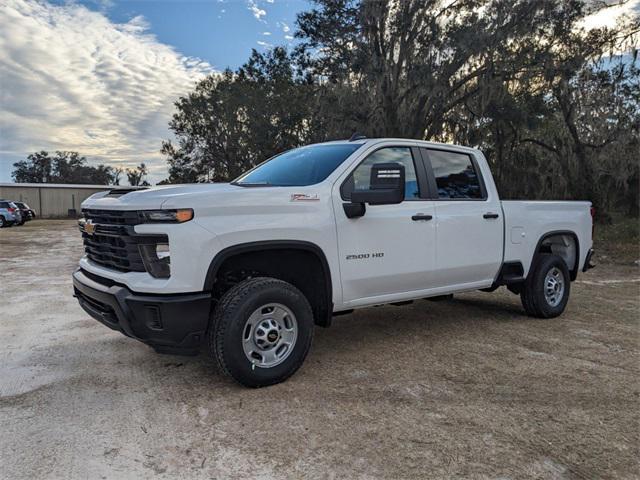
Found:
[84,220,96,235]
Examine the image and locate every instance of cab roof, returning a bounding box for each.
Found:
[312,138,480,154]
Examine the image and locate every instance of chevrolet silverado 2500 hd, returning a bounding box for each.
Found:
[73,138,595,387]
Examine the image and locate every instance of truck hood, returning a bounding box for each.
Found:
[82,183,241,210]
[81,183,325,213]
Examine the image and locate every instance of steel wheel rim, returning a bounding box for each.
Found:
[242,303,298,368]
[544,266,565,307]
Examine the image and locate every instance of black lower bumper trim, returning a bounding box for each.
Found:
[583,248,595,272]
[73,269,212,354]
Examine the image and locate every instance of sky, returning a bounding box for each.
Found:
[0,0,638,185]
[0,0,310,184]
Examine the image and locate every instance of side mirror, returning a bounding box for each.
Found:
[343,163,405,218]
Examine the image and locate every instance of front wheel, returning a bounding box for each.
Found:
[209,277,314,387]
[0,217,5,228]
[521,254,571,318]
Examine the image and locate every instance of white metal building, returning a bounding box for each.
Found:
[0,183,112,218]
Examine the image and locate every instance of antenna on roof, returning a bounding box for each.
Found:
[349,132,367,142]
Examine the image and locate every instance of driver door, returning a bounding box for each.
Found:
[332,145,437,306]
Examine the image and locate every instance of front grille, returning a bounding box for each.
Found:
[83,233,146,272]
[83,209,141,225]
[81,209,165,273]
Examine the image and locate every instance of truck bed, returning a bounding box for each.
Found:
[501,200,593,278]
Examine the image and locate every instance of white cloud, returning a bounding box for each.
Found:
[248,0,267,22]
[280,21,290,33]
[262,31,271,35]
[582,0,640,31]
[284,35,294,41]
[0,0,213,184]
[256,40,273,47]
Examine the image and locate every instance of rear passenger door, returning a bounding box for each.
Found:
[420,148,503,289]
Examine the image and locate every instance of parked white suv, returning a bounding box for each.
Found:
[73,138,594,387]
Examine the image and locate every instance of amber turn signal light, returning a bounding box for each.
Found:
[175,209,194,223]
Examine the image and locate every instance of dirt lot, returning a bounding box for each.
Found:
[1,219,638,479]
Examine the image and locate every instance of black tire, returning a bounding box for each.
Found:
[0,217,5,228]
[521,254,571,318]
[209,277,314,387]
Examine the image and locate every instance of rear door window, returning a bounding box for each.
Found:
[425,150,484,200]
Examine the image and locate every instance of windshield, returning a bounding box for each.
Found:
[234,143,362,187]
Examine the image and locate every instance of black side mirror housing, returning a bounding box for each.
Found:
[343,202,366,218]
[343,163,405,218]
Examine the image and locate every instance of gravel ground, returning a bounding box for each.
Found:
[1,220,638,479]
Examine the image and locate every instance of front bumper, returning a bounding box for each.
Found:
[73,269,211,355]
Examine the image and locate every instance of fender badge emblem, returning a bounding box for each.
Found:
[290,194,320,202]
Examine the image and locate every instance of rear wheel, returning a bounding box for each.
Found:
[521,254,570,318]
[0,217,5,228]
[209,277,314,387]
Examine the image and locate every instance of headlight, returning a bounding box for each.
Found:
[139,243,171,278]
[139,209,193,223]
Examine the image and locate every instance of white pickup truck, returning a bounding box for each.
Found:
[73,138,594,387]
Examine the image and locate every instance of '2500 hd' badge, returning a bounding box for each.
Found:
[346,252,384,260]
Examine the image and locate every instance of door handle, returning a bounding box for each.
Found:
[483,212,499,219]
[411,214,433,221]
